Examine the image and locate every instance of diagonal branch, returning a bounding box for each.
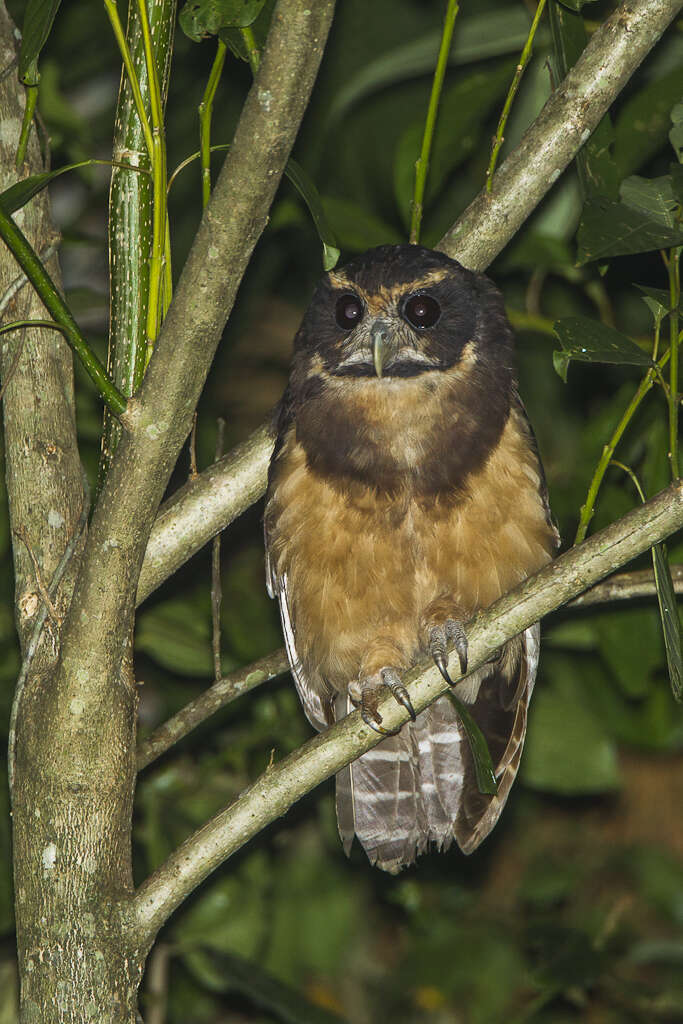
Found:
[136,0,683,601]
[128,479,683,947]
[136,565,683,770]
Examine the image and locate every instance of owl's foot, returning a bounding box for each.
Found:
[429,619,468,686]
[349,667,416,735]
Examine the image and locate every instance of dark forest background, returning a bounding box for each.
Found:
[1,0,682,1020]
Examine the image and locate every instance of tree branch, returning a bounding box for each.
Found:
[136,648,289,770]
[136,0,682,598]
[137,564,683,771]
[128,480,683,946]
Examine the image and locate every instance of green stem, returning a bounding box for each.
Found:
[136,0,168,367]
[199,40,227,209]
[486,0,547,192]
[167,144,230,193]
[0,206,126,415]
[15,82,38,170]
[574,329,673,544]
[240,25,260,73]
[409,0,459,244]
[668,246,680,479]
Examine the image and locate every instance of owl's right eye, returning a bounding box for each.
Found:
[335,293,363,330]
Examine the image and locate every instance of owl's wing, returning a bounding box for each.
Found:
[265,547,334,732]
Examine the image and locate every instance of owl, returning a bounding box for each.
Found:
[264,245,558,873]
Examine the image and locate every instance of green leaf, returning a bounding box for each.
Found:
[18,0,61,81]
[671,161,683,203]
[136,598,220,677]
[614,68,683,176]
[670,101,683,162]
[180,0,267,41]
[447,693,498,796]
[553,316,653,378]
[652,544,683,702]
[284,159,340,271]
[321,197,402,253]
[328,7,541,124]
[636,284,676,325]
[0,160,124,216]
[555,0,599,8]
[619,174,679,228]
[522,677,620,794]
[576,197,683,263]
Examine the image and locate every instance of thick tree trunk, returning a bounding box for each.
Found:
[0,5,142,1020]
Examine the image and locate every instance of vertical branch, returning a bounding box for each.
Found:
[100,0,176,487]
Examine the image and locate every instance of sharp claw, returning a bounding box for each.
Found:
[432,649,454,687]
[380,667,416,721]
[361,707,392,736]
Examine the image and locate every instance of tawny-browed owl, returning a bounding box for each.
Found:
[265,245,558,873]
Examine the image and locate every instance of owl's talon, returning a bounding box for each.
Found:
[361,706,397,736]
[380,667,416,722]
[429,619,468,684]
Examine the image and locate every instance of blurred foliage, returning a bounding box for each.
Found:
[1,0,683,1020]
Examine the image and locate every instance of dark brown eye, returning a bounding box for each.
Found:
[335,293,363,330]
[404,293,441,329]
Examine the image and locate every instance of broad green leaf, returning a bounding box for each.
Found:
[180,0,267,41]
[18,0,61,81]
[328,8,541,124]
[522,679,620,794]
[614,68,683,176]
[636,284,676,324]
[670,101,683,162]
[321,197,402,253]
[553,316,653,379]
[447,693,497,796]
[619,174,678,228]
[136,599,222,677]
[594,605,662,699]
[548,0,618,200]
[576,197,683,263]
[652,543,683,702]
[284,159,340,271]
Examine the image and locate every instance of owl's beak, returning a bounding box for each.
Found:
[370,321,390,378]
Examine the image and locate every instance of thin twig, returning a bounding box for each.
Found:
[8,475,90,795]
[409,0,459,244]
[567,565,683,607]
[486,0,547,191]
[199,41,227,208]
[211,418,225,681]
[136,649,290,771]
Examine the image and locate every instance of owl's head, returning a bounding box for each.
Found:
[293,244,514,381]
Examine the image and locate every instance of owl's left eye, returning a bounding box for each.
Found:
[403,293,441,329]
[335,293,364,330]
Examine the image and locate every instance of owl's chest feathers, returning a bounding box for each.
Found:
[267,400,555,681]
[294,365,509,495]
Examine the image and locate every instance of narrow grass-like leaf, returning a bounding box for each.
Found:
[0,160,146,216]
[576,197,683,263]
[447,692,498,796]
[652,544,683,702]
[18,0,61,80]
[284,159,340,271]
[553,316,653,377]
